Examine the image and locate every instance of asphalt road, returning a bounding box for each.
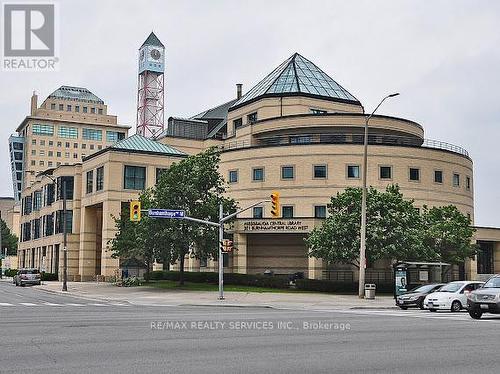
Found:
[0,281,499,374]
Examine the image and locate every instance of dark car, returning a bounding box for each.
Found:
[467,275,500,319]
[396,283,444,310]
[13,268,41,286]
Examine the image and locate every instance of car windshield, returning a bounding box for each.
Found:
[482,278,500,288]
[438,283,462,292]
[410,285,436,293]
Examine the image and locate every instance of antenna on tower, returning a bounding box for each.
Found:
[136,32,165,138]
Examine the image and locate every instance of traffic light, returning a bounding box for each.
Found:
[130,200,141,222]
[270,191,280,218]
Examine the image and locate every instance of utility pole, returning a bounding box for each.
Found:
[218,204,224,299]
[358,93,400,298]
[62,179,68,292]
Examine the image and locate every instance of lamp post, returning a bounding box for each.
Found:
[358,93,400,299]
[42,174,68,292]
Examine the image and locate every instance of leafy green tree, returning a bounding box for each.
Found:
[306,185,430,267]
[1,218,18,256]
[421,205,478,265]
[150,148,237,284]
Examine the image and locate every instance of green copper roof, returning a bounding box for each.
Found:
[141,32,164,48]
[48,86,104,104]
[111,134,186,156]
[230,53,360,111]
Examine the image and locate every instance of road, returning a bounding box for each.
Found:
[0,280,499,374]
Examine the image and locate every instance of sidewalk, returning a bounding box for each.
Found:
[36,281,397,311]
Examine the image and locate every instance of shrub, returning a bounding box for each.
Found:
[4,268,18,277]
[295,279,393,293]
[41,272,58,281]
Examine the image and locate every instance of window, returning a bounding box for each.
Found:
[453,173,460,187]
[98,145,102,150]
[98,108,103,115]
[434,170,443,184]
[48,151,53,157]
[58,104,64,111]
[40,150,45,156]
[13,142,23,150]
[65,152,69,158]
[313,165,327,179]
[73,153,78,159]
[65,142,70,147]
[90,144,94,150]
[96,166,104,191]
[83,107,88,113]
[233,118,243,130]
[409,168,420,181]
[91,107,96,114]
[314,205,327,218]
[252,168,264,181]
[82,144,86,149]
[58,126,78,139]
[73,143,78,148]
[66,105,72,111]
[14,152,22,160]
[55,210,73,234]
[48,161,53,167]
[33,191,42,211]
[253,207,263,218]
[229,170,238,183]
[49,141,53,146]
[156,168,167,183]
[39,160,44,166]
[56,151,61,157]
[106,131,125,142]
[247,112,257,124]
[56,176,74,200]
[15,162,23,170]
[50,103,56,110]
[466,176,471,190]
[282,206,294,218]
[281,166,294,179]
[310,108,327,114]
[57,141,61,147]
[32,139,36,145]
[32,123,54,136]
[75,106,80,112]
[31,149,36,156]
[380,166,392,179]
[124,165,146,190]
[83,128,102,141]
[347,165,360,179]
[31,160,35,166]
[86,170,94,194]
[40,140,45,146]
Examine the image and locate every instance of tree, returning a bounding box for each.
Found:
[150,148,237,284]
[305,185,430,267]
[110,148,237,285]
[1,219,18,256]
[421,205,478,265]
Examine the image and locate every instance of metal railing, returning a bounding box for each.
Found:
[219,133,469,158]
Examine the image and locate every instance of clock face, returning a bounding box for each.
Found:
[150,49,161,60]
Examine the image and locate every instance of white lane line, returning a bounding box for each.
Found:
[0,302,14,306]
[19,302,38,306]
[43,302,62,306]
[88,303,107,306]
[65,303,85,306]
[110,303,128,306]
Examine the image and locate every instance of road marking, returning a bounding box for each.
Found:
[335,309,500,322]
[0,302,14,306]
[88,303,107,306]
[43,302,62,306]
[110,303,128,306]
[19,302,38,306]
[65,303,85,306]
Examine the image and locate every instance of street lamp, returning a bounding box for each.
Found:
[42,174,68,292]
[358,93,400,298]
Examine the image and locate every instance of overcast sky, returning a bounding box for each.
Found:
[1,0,499,226]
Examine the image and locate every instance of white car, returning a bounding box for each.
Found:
[423,281,484,312]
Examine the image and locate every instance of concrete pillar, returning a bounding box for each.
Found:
[101,200,121,279]
[308,256,324,280]
[494,243,500,273]
[466,257,478,281]
[233,233,247,274]
[79,206,97,281]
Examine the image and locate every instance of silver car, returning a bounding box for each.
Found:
[13,268,41,286]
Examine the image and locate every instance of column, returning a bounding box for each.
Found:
[79,206,97,281]
[233,233,247,274]
[101,200,121,279]
[308,256,324,280]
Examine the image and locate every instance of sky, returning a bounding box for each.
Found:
[0,0,499,226]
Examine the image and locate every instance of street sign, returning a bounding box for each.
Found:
[148,209,185,219]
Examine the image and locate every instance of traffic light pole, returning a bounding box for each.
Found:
[218,204,224,299]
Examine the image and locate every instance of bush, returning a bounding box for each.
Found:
[41,272,58,281]
[295,279,393,293]
[4,268,18,277]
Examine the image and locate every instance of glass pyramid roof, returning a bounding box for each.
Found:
[230,53,359,110]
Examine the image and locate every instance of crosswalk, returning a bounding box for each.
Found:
[0,301,130,307]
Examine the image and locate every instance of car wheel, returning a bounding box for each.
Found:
[399,306,408,310]
[429,308,437,312]
[451,300,462,312]
[469,309,483,319]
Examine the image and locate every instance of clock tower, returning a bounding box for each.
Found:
[136,32,165,138]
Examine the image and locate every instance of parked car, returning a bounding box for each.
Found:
[467,275,500,319]
[423,281,484,312]
[13,268,41,286]
[396,283,445,310]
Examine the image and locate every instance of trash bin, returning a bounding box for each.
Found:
[365,284,376,299]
